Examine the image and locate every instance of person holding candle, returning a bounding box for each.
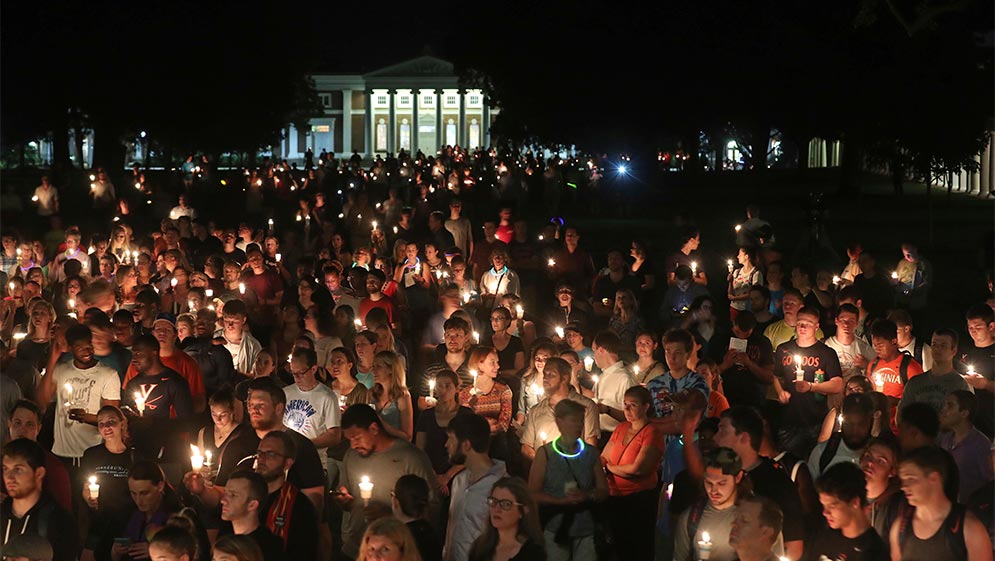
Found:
[865,318,923,430]
[665,226,707,287]
[484,306,526,377]
[527,399,608,561]
[478,247,520,311]
[80,405,138,561]
[728,247,763,321]
[520,357,600,464]
[334,404,438,559]
[459,347,513,449]
[673,447,749,561]
[515,341,558,431]
[548,284,593,339]
[591,331,635,443]
[601,385,664,561]
[15,299,55,373]
[415,369,473,494]
[121,315,207,413]
[38,323,121,487]
[443,413,509,561]
[194,390,257,489]
[631,331,664,386]
[772,306,843,458]
[213,299,261,378]
[0,438,78,561]
[960,304,995,438]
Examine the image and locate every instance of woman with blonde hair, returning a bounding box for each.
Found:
[114,264,140,310]
[372,350,414,440]
[468,477,544,561]
[211,535,263,561]
[608,288,644,353]
[356,517,423,561]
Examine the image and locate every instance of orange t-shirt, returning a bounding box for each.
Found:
[123,349,206,399]
[706,391,730,419]
[865,354,923,399]
[604,421,665,496]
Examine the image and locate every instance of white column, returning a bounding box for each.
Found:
[411,90,419,154]
[457,89,466,147]
[365,90,373,158]
[342,89,352,155]
[482,97,491,148]
[388,89,396,155]
[981,142,991,196]
[435,89,443,149]
[972,154,982,194]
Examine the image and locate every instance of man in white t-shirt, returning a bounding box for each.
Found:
[824,304,876,381]
[283,348,341,471]
[32,176,59,217]
[38,324,121,463]
[167,194,198,222]
[592,331,635,439]
[888,309,933,372]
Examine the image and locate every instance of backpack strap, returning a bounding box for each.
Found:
[913,339,925,365]
[819,432,843,474]
[898,354,913,384]
[685,496,709,560]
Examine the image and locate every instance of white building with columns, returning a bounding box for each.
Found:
[275,55,496,161]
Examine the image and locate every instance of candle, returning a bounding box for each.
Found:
[515,304,524,318]
[837,413,844,431]
[690,261,697,275]
[238,283,246,295]
[205,450,213,467]
[68,298,76,311]
[726,259,734,272]
[462,291,471,304]
[354,318,363,329]
[874,372,885,392]
[267,219,274,230]
[31,195,39,202]
[12,331,26,341]
[547,258,556,267]
[472,331,480,344]
[967,364,977,376]
[188,299,196,311]
[555,326,564,339]
[832,275,841,285]
[735,224,742,233]
[591,375,599,391]
[470,369,479,394]
[891,271,899,280]
[393,226,398,235]
[133,392,146,416]
[88,476,100,500]
[666,483,674,500]
[371,221,378,230]
[530,382,544,397]
[794,354,804,381]
[205,289,213,298]
[539,431,548,444]
[428,378,436,398]
[275,253,282,262]
[538,234,544,241]
[584,356,594,372]
[697,530,713,560]
[358,475,374,503]
[190,445,204,471]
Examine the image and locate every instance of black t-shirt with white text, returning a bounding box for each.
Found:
[801,526,886,561]
[775,340,843,428]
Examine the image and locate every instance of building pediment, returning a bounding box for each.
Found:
[364,55,455,78]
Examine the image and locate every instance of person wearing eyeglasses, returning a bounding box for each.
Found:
[283,347,342,474]
[466,477,545,561]
[253,431,318,561]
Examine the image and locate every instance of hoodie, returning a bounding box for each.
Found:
[1,492,77,561]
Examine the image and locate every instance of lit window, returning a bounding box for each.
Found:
[311,125,330,133]
[469,95,480,105]
[423,96,434,107]
[377,95,388,106]
[446,95,457,106]
[319,93,332,108]
[399,95,410,106]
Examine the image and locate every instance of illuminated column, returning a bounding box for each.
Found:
[482,96,491,148]
[364,89,373,157]
[411,90,419,154]
[387,89,396,155]
[457,89,466,147]
[342,89,352,155]
[435,89,443,150]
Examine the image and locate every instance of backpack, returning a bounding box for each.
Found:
[869,354,914,385]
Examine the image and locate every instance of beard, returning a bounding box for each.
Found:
[449,449,466,466]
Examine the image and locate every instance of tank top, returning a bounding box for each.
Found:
[898,503,968,561]
[540,440,598,536]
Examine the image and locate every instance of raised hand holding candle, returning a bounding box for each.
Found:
[726,259,734,273]
[584,357,594,372]
[554,326,564,339]
[358,475,374,504]
[515,304,524,318]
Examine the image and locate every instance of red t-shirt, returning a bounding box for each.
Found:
[604,422,665,496]
[358,296,396,325]
[123,349,206,400]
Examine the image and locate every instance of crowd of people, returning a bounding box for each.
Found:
[0,145,993,561]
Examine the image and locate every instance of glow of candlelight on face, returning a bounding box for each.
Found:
[358,475,374,501]
[238,283,246,295]
[555,326,564,339]
[190,445,204,471]
[8,282,15,292]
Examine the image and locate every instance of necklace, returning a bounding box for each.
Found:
[550,436,585,459]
